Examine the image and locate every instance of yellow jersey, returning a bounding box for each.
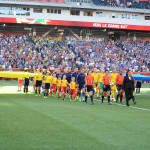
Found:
[98,73,105,82]
[52,77,57,84]
[70,81,76,89]
[36,73,43,81]
[18,77,23,81]
[57,79,62,87]
[61,80,68,87]
[44,76,52,83]
[92,73,98,83]
[110,73,118,84]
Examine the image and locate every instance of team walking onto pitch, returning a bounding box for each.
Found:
[22,68,138,107]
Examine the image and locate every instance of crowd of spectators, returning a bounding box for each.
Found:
[93,0,150,9]
[0,34,150,72]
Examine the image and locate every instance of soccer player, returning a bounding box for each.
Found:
[18,77,23,91]
[44,71,52,98]
[57,76,62,98]
[102,70,111,105]
[56,68,62,79]
[33,70,37,92]
[98,68,105,99]
[92,68,98,97]
[52,68,58,76]
[66,68,72,96]
[70,77,76,102]
[51,74,57,96]
[72,68,79,82]
[77,68,86,102]
[35,69,43,96]
[136,71,142,95]
[85,71,94,105]
[61,75,68,100]
[42,69,47,93]
[61,69,68,79]
[110,68,118,101]
[116,70,124,104]
[24,68,29,94]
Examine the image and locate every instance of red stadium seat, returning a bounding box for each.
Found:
[41,0,47,2]
[34,0,40,2]
[58,0,64,3]
[50,0,56,3]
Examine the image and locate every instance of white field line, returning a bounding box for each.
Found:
[0,86,150,112]
[93,99,150,112]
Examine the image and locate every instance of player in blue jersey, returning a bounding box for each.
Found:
[77,68,86,102]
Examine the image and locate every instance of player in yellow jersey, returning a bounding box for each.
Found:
[33,70,37,92]
[85,68,89,76]
[70,77,76,101]
[51,73,57,96]
[35,69,43,96]
[44,71,52,98]
[110,68,118,101]
[57,76,62,98]
[18,77,23,91]
[61,75,68,100]
[98,68,105,98]
[92,68,98,97]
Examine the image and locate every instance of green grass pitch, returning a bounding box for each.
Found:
[0,81,150,150]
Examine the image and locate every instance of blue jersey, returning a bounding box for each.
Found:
[77,73,86,85]
[72,72,80,82]
[61,73,67,80]
[56,73,62,79]
[66,72,72,83]
[52,72,57,76]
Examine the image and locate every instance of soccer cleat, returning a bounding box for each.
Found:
[92,102,94,105]
[39,94,41,96]
[26,93,28,94]
[76,96,79,100]
[63,98,65,100]
[133,101,136,104]
[113,98,116,102]
[44,96,46,99]
[83,100,85,102]
[70,99,72,102]
[79,99,82,102]
[35,94,38,96]
[73,100,75,102]
[58,96,60,98]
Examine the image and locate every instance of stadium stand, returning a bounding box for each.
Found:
[0,34,149,72]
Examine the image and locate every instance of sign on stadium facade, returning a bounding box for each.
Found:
[0,17,150,31]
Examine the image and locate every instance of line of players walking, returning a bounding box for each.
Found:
[19,68,142,107]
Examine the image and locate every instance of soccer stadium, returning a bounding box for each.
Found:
[0,0,150,149]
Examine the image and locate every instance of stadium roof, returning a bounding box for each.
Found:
[0,0,150,14]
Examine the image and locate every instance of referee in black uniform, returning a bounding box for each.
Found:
[122,70,135,107]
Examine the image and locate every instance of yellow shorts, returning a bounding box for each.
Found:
[111,85,117,91]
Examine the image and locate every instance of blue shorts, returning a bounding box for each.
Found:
[45,83,50,89]
[79,84,85,90]
[136,82,141,88]
[24,78,29,86]
[87,85,93,92]
[103,85,110,92]
[36,80,42,87]
[117,85,122,91]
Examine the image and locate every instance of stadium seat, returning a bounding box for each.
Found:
[41,0,47,2]
[50,0,56,2]
[58,0,64,3]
